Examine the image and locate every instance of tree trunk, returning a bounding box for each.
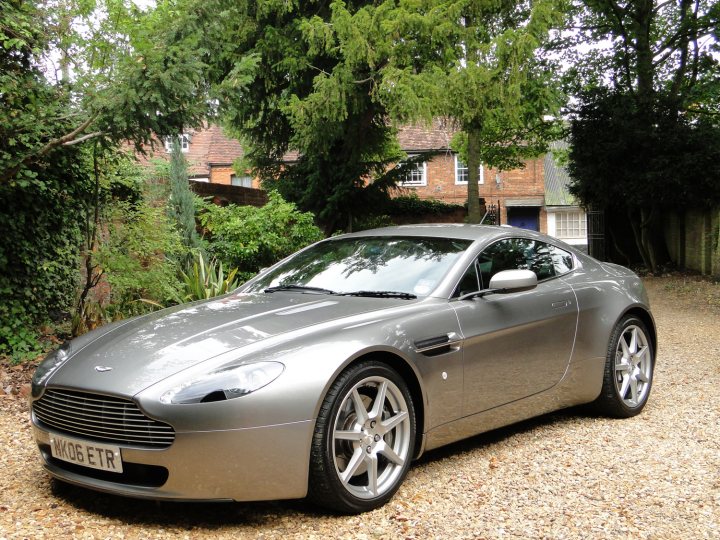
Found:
[640,206,670,273]
[629,208,652,270]
[466,128,482,223]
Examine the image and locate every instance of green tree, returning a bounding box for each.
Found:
[419,1,566,222]
[180,0,564,229]
[1,0,211,185]
[565,0,720,270]
[183,0,408,234]
[168,137,203,266]
[0,0,211,358]
[97,200,185,321]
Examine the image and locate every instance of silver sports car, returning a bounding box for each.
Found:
[30,224,656,513]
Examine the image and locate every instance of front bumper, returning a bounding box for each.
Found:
[32,418,315,502]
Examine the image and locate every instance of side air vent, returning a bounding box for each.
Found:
[414,333,461,356]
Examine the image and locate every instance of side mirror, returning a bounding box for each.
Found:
[458,269,538,300]
[488,269,538,293]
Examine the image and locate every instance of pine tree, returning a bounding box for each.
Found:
[168,138,202,267]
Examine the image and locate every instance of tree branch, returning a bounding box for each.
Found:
[0,113,100,183]
[63,131,104,146]
[36,113,99,157]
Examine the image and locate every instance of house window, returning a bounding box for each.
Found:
[455,155,484,185]
[231,174,253,188]
[555,211,587,238]
[164,134,190,153]
[399,156,427,187]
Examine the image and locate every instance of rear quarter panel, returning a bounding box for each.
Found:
[563,257,653,367]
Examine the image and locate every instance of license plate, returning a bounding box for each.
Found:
[50,434,123,473]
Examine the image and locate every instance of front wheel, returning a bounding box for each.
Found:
[308,361,416,513]
[593,315,655,417]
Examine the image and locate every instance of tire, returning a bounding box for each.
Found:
[593,315,654,418]
[308,361,416,513]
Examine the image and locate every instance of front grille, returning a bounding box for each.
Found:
[33,389,175,449]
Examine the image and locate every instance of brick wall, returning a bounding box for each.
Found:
[209,165,233,185]
[189,181,268,207]
[209,165,261,188]
[404,153,548,231]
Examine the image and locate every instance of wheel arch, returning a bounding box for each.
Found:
[315,349,427,461]
[620,306,657,355]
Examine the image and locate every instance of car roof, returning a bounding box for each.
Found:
[336,223,549,244]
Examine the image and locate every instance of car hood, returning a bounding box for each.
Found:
[46,292,408,396]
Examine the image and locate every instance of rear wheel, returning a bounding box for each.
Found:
[594,315,654,417]
[308,361,416,513]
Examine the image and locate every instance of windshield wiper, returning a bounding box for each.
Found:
[338,290,417,299]
[264,284,337,295]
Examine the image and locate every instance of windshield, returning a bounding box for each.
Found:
[244,236,472,297]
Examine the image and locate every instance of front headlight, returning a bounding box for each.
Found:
[160,361,285,405]
[31,342,72,398]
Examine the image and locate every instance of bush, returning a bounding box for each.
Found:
[198,191,323,278]
[384,194,464,216]
[0,151,90,361]
[97,201,184,320]
[180,251,240,301]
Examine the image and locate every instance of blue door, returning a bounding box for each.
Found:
[507,207,540,231]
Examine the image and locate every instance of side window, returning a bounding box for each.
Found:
[477,238,557,285]
[453,261,480,298]
[549,244,574,275]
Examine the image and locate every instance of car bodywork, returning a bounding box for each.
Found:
[30,224,655,503]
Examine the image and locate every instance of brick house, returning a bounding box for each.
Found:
[393,123,587,248]
[142,124,587,247]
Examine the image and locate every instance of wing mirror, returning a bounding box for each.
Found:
[459,269,538,300]
[488,269,538,292]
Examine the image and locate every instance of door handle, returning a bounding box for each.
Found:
[551,300,570,309]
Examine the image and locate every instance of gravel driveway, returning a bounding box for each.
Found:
[1,276,718,539]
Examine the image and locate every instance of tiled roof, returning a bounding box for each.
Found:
[178,120,459,168]
[134,120,479,175]
[206,125,244,165]
[396,119,457,152]
[544,141,577,207]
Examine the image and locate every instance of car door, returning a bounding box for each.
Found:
[451,238,578,415]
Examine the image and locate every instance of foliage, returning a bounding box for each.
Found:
[0,0,212,360]
[198,191,323,277]
[384,195,463,217]
[178,0,408,234]
[0,0,211,186]
[72,150,146,336]
[169,0,564,229]
[430,1,565,222]
[96,201,184,321]
[180,251,239,302]
[569,91,720,211]
[351,194,464,231]
[167,138,203,267]
[0,157,88,358]
[351,215,394,233]
[564,0,720,271]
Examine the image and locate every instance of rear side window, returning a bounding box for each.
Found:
[549,244,574,275]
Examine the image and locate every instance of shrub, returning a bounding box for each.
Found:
[198,191,323,277]
[180,251,240,301]
[384,194,464,216]
[97,201,184,320]
[0,151,89,361]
